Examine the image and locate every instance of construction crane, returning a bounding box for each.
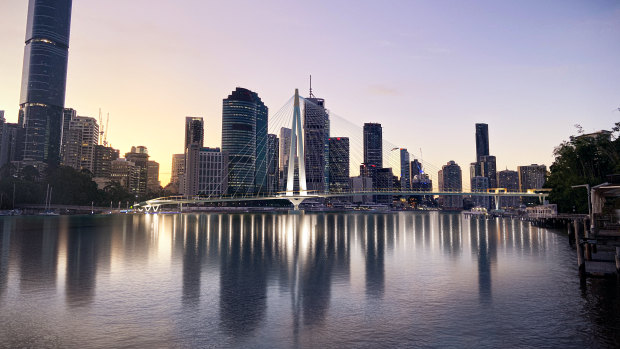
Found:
[104,113,110,146]
[98,108,104,145]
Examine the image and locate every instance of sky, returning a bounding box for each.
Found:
[0,0,619,187]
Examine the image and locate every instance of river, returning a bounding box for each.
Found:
[0,212,618,348]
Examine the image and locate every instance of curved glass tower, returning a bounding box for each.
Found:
[19,0,72,165]
[221,88,268,196]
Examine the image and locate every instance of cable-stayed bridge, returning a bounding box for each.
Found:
[135,88,548,212]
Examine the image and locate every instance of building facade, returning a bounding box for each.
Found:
[110,158,140,194]
[125,146,149,196]
[438,160,463,210]
[185,117,204,149]
[498,169,519,208]
[221,87,267,196]
[147,160,160,192]
[304,97,329,193]
[62,115,98,173]
[475,123,489,162]
[400,148,410,191]
[471,176,490,209]
[184,147,229,196]
[518,164,547,191]
[267,134,279,195]
[328,137,349,193]
[19,0,73,165]
[363,123,382,168]
[93,145,119,178]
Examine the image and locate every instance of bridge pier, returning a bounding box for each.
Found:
[286,197,307,211]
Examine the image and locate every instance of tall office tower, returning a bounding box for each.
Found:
[0,124,25,169]
[221,87,268,196]
[375,167,394,205]
[363,123,383,168]
[279,127,292,171]
[170,153,185,186]
[185,117,204,149]
[62,115,98,172]
[110,158,140,193]
[184,147,228,196]
[19,0,73,166]
[125,146,149,196]
[267,134,279,194]
[475,123,489,162]
[471,176,490,209]
[438,160,463,210]
[147,160,160,191]
[60,108,76,159]
[328,137,350,193]
[479,155,497,188]
[304,97,329,193]
[498,169,519,208]
[518,164,547,191]
[92,145,119,178]
[400,148,410,191]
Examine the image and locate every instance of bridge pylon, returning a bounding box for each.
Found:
[286,89,307,197]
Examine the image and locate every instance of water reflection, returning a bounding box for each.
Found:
[1,212,618,347]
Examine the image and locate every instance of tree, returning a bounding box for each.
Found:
[546,123,620,213]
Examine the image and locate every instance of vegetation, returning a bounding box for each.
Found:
[0,165,166,209]
[546,122,620,213]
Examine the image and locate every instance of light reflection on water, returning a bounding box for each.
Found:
[0,212,619,348]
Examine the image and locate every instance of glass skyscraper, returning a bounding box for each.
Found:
[221,87,268,196]
[475,123,489,162]
[303,97,329,193]
[19,0,73,165]
[363,123,382,168]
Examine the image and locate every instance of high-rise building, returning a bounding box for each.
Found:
[0,123,25,170]
[267,134,279,194]
[125,146,149,196]
[375,167,394,205]
[185,117,204,149]
[110,158,140,194]
[60,108,76,159]
[93,145,119,178]
[184,147,228,196]
[171,153,185,186]
[363,123,382,168]
[350,176,373,203]
[471,176,490,209]
[62,115,98,173]
[438,160,463,210]
[147,160,160,192]
[400,148,410,191]
[498,169,519,208]
[304,97,329,193]
[19,0,73,166]
[518,164,546,191]
[221,87,268,196]
[328,137,349,193]
[475,123,489,162]
[279,127,292,171]
[479,155,497,188]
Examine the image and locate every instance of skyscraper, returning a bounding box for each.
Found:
[267,134,279,194]
[498,169,519,208]
[61,115,98,172]
[125,146,149,196]
[170,153,185,189]
[304,97,329,193]
[19,0,73,166]
[475,123,489,162]
[518,164,547,191]
[438,160,463,210]
[221,87,268,196]
[471,176,490,209]
[185,117,204,149]
[363,123,382,168]
[328,137,349,193]
[400,148,410,191]
[479,155,497,188]
[147,160,160,192]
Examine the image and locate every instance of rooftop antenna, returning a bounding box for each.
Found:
[309,74,315,98]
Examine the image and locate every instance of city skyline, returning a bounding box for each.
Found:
[1,1,619,185]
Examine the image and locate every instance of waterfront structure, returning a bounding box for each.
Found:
[400,148,411,191]
[363,123,382,168]
[185,117,204,148]
[475,123,489,162]
[61,115,98,173]
[185,147,228,196]
[125,146,149,196]
[518,164,547,191]
[267,134,279,194]
[110,158,140,193]
[147,160,160,191]
[19,0,73,166]
[498,169,520,208]
[471,176,490,209]
[328,137,349,193]
[438,160,463,210]
[303,96,329,193]
[221,87,268,196]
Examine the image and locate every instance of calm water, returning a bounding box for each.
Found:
[0,212,619,348]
